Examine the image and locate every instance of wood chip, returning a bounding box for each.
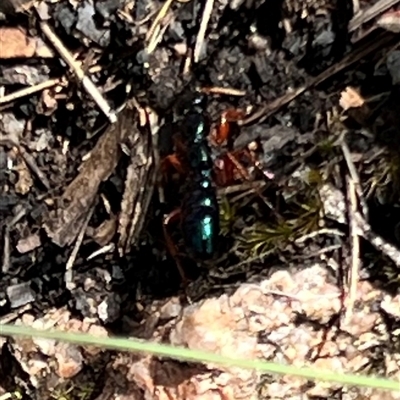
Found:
[16,233,41,254]
[43,109,134,247]
[0,27,53,59]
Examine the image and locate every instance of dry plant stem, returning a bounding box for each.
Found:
[348,0,400,32]
[340,138,368,219]
[0,304,31,325]
[299,244,343,259]
[217,180,266,196]
[39,22,117,124]
[194,0,215,63]
[6,207,27,229]
[147,18,171,55]
[295,228,345,244]
[200,86,246,96]
[146,0,174,50]
[0,134,51,190]
[0,78,61,105]
[153,118,165,205]
[344,177,361,326]
[18,145,51,190]
[1,227,10,274]
[87,243,115,260]
[2,206,26,272]
[117,105,156,255]
[352,0,361,15]
[65,205,95,291]
[183,47,192,76]
[241,32,395,126]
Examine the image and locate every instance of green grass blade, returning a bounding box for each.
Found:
[0,323,398,392]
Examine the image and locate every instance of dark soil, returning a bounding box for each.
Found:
[1,0,400,398]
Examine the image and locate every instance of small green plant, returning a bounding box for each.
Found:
[236,220,295,256]
[0,391,23,400]
[235,173,323,257]
[50,385,73,400]
[49,382,93,400]
[219,195,238,237]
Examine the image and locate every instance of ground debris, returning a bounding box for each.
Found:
[386,50,400,84]
[6,282,36,308]
[117,106,155,255]
[0,0,34,14]
[0,27,53,59]
[16,232,41,254]
[76,1,111,47]
[69,262,400,400]
[0,64,51,86]
[2,0,400,398]
[8,308,109,397]
[43,108,136,247]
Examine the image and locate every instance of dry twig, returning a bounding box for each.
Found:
[349,0,400,32]
[340,137,368,219]
[0,78,61,105]
[87,243,115,261]
[0,134,51,190]
[200,86,246,96]
[194,0,215,63]
[241,32,396,126]
[18,146,51,190]
[39,22,117,123]
[1,227,11,274]
[65,205,95,291]
[146,0,175,53]
[344,177,361,326]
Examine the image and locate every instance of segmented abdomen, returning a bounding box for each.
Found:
[179,100,220,259]
[181,176,219,259]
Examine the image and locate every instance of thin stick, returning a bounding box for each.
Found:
[87,243,115,260]
[147,16,172,54]
[39,22,117,124]
[0,133,51,190]
[0,78,61,105]
[241,32,395,126]
[1,227,10,274]
[348,0,400,32]
[18,146,51,190]
[146,0,175,50]
[352,0,361,15]
[217,180,266,196]
[200,86,246,97]
[340,137,368,219]
[194,0,214,63]
[344,177,360,326]
[65,205,95,291]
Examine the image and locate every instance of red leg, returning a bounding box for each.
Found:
[210,108,256,186]
[211,109,246,145]
[214,148,258,187]
[161,154,185,176]
[162,209,188,286]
